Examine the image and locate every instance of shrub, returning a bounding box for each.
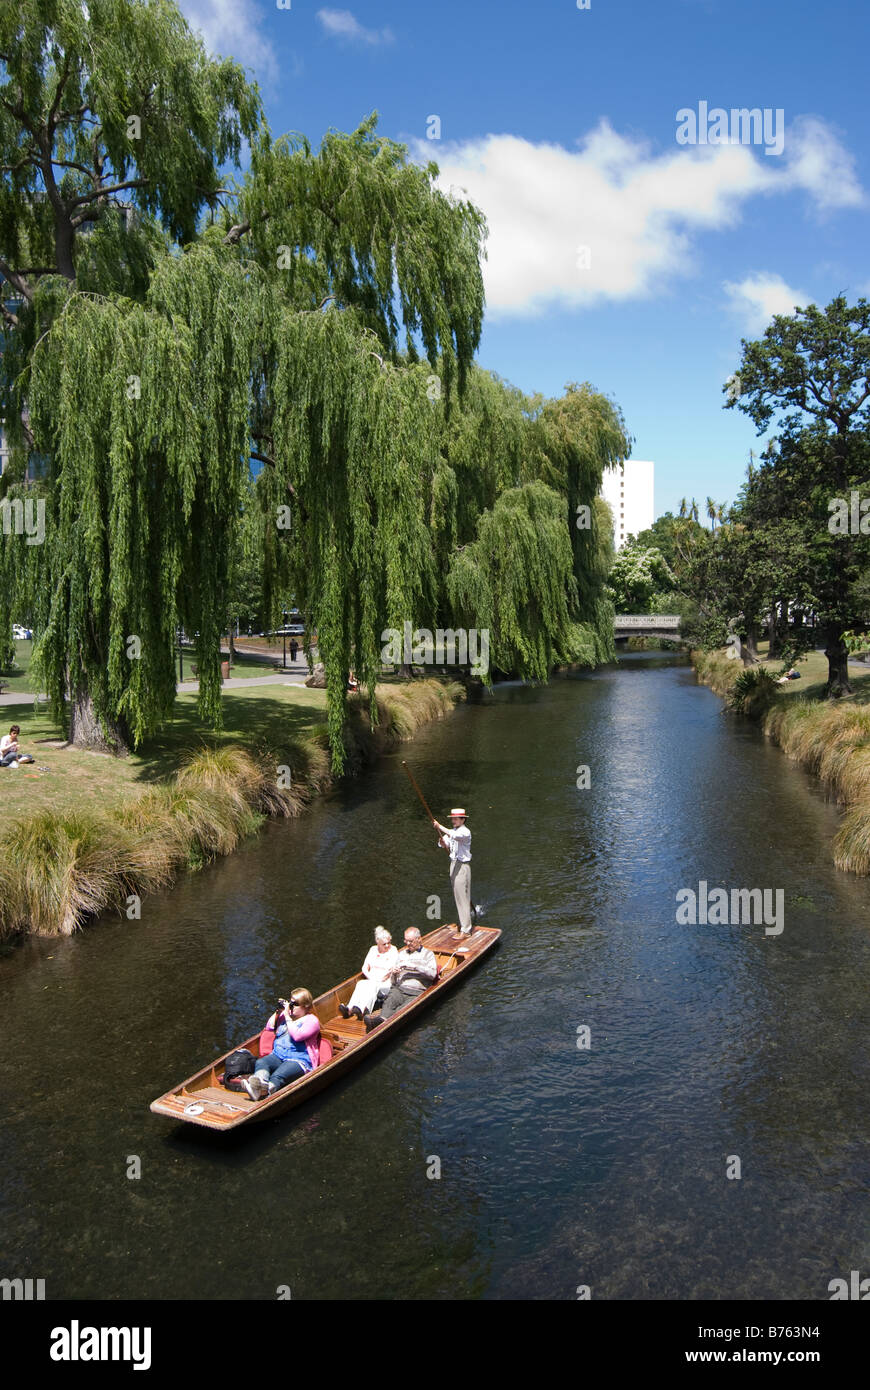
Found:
[726,667,780,717]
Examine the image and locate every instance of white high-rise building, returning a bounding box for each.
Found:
[600,459,654,550]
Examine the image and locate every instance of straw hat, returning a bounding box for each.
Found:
[449,808,467,818]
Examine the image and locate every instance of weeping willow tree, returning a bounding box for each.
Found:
[22,245,260,748]
[422,371,626,675]
[228,115,488,766]
[259,312,445,760]
[1,0,263,749]
[447,481,580,679]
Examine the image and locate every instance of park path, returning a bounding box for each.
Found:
[0,667,314,706]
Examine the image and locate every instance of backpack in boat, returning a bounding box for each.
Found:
[222,1049,256,1091]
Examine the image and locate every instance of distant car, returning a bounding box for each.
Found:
[273,625,306,636]
[12,624,32,640]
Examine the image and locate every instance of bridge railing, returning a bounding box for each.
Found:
[613,615,681,630]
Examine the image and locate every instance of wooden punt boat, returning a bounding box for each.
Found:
[150,923,500,1131]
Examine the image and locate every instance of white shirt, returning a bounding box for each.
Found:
[362,944,398,985]
[440,824,471,862]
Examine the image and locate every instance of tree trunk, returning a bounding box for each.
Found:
[824,625,853,698]
[767,604,782,659]
[68,688,130,755]
[741,622,760,665]
[228,627,236,667]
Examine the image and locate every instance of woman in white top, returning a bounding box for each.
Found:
[340,926,398,1020]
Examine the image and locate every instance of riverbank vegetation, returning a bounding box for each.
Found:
[621,300,870,696]
[0,678,461,942]
[0,0,627,777]
[693,646,870,874]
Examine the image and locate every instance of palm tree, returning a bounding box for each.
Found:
[706,496,717,531]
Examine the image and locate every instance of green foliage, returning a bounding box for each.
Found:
[0,0,261,275]
[447,482,579,680]
[726,666,780,716]
[727,296,870,694]
[607,543,674,612]
[22,244,259,747]
[231,113,486,397]
[630,511,707,574]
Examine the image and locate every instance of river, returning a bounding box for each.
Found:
[2,651,869,1300]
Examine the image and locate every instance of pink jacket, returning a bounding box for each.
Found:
[267,1010,322,1068]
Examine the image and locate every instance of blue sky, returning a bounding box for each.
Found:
[179,0,870,519]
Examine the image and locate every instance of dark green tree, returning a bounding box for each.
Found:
[728,296,870,694]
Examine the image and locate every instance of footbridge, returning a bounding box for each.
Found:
[614,614,682,641]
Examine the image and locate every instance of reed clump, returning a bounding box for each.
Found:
[344,679,463,771]
[0,680,464,941]
[691,648,741,697]
[763,689,870,875]
[694,646,870,876]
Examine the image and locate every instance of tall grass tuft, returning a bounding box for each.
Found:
[834,806,870,876]
[0,810,138,935]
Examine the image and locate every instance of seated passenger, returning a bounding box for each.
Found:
[340,925,398,1020]
[364,928,437,1031]
[242,989,321,1100]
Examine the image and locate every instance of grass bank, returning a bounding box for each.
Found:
[0,678,462,943]
[692,646,870,875]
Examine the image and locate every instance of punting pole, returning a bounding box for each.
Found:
[401,760,437,823]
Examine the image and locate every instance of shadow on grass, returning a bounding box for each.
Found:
[128,691,328,786]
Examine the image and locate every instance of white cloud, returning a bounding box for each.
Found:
[178,0,280,83]
[316,9,394,45]
[418,116,863,318]
[781,116,864,212]
[722,273,811,334]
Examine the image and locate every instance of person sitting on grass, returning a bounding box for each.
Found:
[0,725,34,767]
[242,989,321,1101]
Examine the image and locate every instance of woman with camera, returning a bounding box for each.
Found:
[242,989,321,1101]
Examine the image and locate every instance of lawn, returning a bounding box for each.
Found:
[754,642,870,703]
[0,638,36,692]
[0,683,328,825]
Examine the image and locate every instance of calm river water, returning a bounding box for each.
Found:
[2,652,870,1300]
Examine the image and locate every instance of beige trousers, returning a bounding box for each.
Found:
[450,860,472,932]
